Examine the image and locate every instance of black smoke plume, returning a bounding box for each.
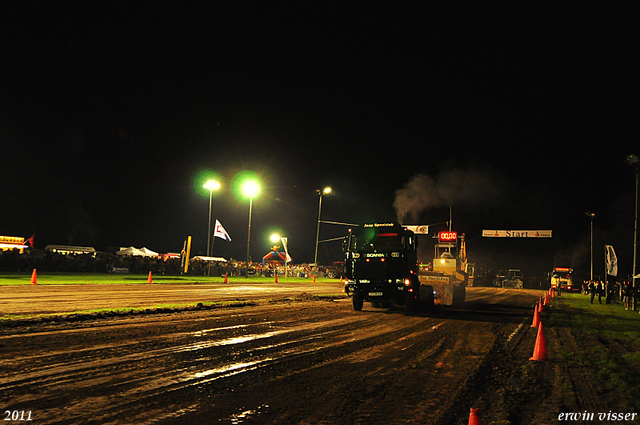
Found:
[394,168,506,223]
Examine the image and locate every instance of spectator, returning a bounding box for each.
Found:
[597,281,604,304]
[589,281,597,304]
[606,281,613,304]
[622,281,631,311]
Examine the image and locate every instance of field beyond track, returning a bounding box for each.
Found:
[0,271,335,285]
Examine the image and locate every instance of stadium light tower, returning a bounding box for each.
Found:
[242,180,260,268]
[204,180,221,259]
[626,154,640,310]
[585,211,595,281]
[314,186,332,265]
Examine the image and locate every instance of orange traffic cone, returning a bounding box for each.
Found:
[551,288,556,298]
[340,276,343,284]
[148,271,153,284]
[544,293,549,305]
[530,305,540,328]
[224,273,228,284]
[468,407,481,425]
[530,321,549,361]
[31,269,37,285]
[275,273,278,283]
[313,275,316,283]
[538,298,544,314]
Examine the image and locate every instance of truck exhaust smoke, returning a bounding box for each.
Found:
[394,168,505,223]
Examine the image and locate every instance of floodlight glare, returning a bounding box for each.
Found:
[270,233,281,243]
[323,187,332,194]
[204,180,221,191]
[242,180,260,198]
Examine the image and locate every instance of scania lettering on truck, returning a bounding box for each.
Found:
[343,222,433,311]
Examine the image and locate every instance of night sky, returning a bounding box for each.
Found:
[2,2,639,277]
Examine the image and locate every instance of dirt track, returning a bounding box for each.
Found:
[0,286,617,424]
[0,280,343,317]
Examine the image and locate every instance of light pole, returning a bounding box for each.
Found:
[626,154,639,311]
[204,180,221,258]
[585,212,595,282]
[242,180,260,268]
[314,187,332,266]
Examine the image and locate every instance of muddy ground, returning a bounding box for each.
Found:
[0,285,636,424]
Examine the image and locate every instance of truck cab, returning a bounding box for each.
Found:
[343,222,431,311]
[550,267,574,291]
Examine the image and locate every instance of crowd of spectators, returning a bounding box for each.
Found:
[581,279,634,307]
[0,248,343,278]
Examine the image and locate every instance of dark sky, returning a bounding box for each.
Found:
[2,2,639,277]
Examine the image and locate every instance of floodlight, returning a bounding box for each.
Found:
[204,180,221,191]
[270,234,281,243]
[242,180,260,198]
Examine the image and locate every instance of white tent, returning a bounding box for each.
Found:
[193,256,228,262]
[139,247,159,256]
[117,246,159,257]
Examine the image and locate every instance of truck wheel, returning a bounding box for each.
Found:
[353,292,364,311]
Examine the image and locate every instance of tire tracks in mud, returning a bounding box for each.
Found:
[429,294,570,425]
[1,302,429,423]
[210,308,519,425]
[1,290,544,424]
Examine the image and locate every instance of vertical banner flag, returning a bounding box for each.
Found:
[214,220,232,242]
[605,245,618,276]
[281,237,292,262]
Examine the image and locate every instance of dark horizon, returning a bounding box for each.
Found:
[2,2,639,277]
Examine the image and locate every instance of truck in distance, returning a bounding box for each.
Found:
[343,223,467,311]
[550,267,574,291]
[343,223,431,311]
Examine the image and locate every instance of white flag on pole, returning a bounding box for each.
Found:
[281,237,292,262]
[605,245,618,276]
[214,220,232,242]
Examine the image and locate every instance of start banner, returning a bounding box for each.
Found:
[482,230,552,238]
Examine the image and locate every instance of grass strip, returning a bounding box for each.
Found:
[549,292,640,410]
[0,272,340,285]
[0,300,258,323]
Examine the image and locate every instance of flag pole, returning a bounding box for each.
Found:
[634,166,639,311]
[208,229,216,277]
[604,246,608,303]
